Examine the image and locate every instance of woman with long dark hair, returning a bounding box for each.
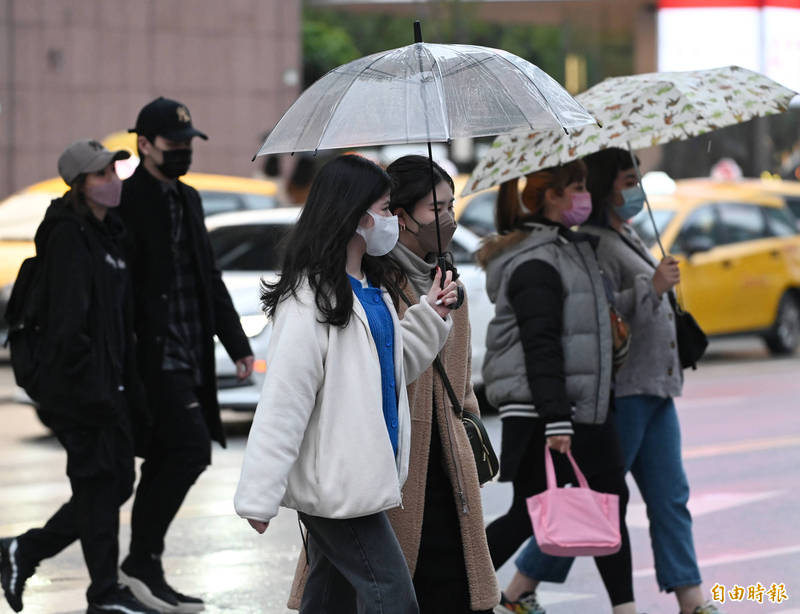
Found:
[0,140,154,614]
[479,161,638,614]
[234,154,458,614]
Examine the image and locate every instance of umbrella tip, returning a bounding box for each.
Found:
[251,154,257,162]
[414,21,422,43]
[596,120,603,128]
[563,127,569,135]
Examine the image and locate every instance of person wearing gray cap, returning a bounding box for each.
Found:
[0,140,159,614]
[116,98,254,613]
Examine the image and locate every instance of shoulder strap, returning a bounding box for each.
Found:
[386,278,463,418]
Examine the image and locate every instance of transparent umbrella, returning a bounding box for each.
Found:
[254,29,595,157]
[253,22,596,279]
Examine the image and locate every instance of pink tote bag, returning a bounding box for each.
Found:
[526,445,621,557]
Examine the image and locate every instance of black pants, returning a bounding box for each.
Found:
[485,418,634,606]
[18,412,135,602]
[413,417,492,614]
[128,371,211,562]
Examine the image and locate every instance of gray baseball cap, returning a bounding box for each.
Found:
[57,139,131,186]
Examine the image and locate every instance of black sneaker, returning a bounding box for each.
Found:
[169,588,204,613]
[0,537,35,613]
[119,557,179,613]
[86,585,161,614]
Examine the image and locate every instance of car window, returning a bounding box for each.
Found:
[716,202,766,245]
[449,237,474,265]
[763,206,798,237]
[209,224,290,271]
[240,193,279,210]
[782,196,800,223]
[630,208,675,249]
[459,191,496,236]
[674,204,717,254]
[200,191,244,217]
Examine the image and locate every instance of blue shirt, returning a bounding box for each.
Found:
[348,275,399,456]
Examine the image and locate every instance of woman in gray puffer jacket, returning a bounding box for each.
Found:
[479,160,638,614]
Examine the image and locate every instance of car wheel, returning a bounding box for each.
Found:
[764,292,800,355]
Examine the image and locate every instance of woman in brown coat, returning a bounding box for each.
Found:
[384,155,499,613]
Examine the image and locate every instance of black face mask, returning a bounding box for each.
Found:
[155,147,192,179]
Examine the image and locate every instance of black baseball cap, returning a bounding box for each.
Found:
[129,96,208,142]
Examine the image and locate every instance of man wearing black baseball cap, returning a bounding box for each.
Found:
[118,98,253,613]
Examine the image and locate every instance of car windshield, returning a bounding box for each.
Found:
[209,223,290,271]
[209,221,478,272]
[201,191,278,217]
[459,191,497,236]
[631,208,676,248]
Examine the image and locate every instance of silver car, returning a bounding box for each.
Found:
[207,208,494,411]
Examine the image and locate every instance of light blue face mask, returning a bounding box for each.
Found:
[617,185,646,220]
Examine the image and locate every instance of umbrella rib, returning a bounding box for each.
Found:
[456,51,561,134]
[493,51,570,132]
[421,44,450,141]
[446,47,529,134]
[313,52,391,151]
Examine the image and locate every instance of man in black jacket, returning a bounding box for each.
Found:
[118,97,253,613]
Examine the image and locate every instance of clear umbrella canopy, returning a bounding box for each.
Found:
[255,43,596,157]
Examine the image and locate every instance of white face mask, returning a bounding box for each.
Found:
[356,210,399,256]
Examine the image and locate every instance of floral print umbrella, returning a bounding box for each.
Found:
[463,65,797,195]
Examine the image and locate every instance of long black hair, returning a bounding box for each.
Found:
[386,155,454,217]
[584,147,639,227]
[261,154,403,327]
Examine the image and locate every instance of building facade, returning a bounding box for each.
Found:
[0,0,301,197]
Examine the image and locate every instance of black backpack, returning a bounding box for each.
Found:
[4,255,46,401]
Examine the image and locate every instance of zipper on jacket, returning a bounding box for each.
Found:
[571,243,605,424]
[437,383,470,515]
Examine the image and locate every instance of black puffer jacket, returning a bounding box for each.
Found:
[34,197,145,431]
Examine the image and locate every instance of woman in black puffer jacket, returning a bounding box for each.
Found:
[0,140,154,614]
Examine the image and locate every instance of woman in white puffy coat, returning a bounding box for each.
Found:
[234,154,458,614]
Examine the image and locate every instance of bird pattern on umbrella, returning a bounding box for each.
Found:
[464,65,797,195]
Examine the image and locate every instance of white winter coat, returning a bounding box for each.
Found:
[234,280,452,522]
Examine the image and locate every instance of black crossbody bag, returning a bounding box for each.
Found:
[616,230,708,370]
[390,282,499,484]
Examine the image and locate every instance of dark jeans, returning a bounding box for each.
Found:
[17,413,135,602]
[128,371,211,562]
[485,418,634,606]
[298,512,419,614]
[413,417,492,614]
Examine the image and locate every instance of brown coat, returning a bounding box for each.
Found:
[287,282,499,611]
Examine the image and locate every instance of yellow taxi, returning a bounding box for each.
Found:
[738,177,800,225]
[631,179,800,354]
[0,172,278,288]
[0,131,279,324]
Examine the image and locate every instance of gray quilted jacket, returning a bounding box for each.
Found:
[479,222,613,425]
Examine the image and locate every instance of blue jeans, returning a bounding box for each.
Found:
[515,395,702,592]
